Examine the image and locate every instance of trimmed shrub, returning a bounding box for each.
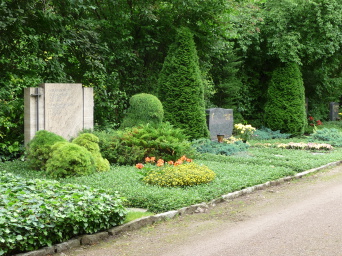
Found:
[96,123,194,165]
[120,93,164,129]
[26,130,67,170]
[45,142,96,178]
[72,133,110,172]
[143,162,216,187]
[158,27,209,139]
[264,62,307,135]
[0,171,127,256]
[191,138,249,156]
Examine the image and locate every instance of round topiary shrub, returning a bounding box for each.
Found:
[45,142,96,178]
[26,130,67,170]
[72,133,110,172]
[143,162,216,187]
[72,133,100,153]
[120,93,164,129]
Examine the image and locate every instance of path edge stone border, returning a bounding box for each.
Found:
[15,160,342,256]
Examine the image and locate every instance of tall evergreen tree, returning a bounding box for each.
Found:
[264,62,307,135]
[158,27,209,139]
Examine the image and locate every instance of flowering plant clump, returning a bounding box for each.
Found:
[223,136,242,144]
[135,155,215,187]
[234,123,256,141]
[135,155,193,177]
[277,142,333,151]
[308,116,323,126]
[143,162,216,187]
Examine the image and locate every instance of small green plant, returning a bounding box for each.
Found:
[0,171,127,256]
[45,142,96,178]
[97,123,194,165]
[26,130,67,170]
[191,138,249,156]
[120,93,164,129]
[72,133,110,172]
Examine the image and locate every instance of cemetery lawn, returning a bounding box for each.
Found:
[2,141,342,213]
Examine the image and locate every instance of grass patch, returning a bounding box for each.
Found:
[124,211,154,223]
[3,145,342,213]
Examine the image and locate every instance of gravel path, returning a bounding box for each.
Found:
[58,164,342,256]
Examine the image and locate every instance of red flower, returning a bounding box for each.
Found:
[309,116,314,121]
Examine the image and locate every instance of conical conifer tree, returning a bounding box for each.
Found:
[158,27,209,139]
[264,62,307,135]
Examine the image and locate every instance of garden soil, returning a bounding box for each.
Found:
[57,164,342,256]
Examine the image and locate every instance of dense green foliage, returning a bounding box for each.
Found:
[95,123,194,165]
[26,130,67,170]
[143,162,216,187]
[252,127,291,140]
[0,0,341,158]
[264,63,307,134]
[120,93,164,129]
[0,171,126,256]
[158,27,209,139]
[46,142,96,178]
[191,138,250,156]
[308,128,342,147]
[72,133,110,172]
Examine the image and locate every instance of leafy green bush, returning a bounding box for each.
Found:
[96,123,194,165]
[0,171,127,256]
[252,127,291,140]
[45,142,96,178]
[26,130,67,170]
[308,128,342,147]
[120,93,164,129]
[264,62,307,135]
[191,138,249,156]
[158,27,209,139]
[143,162,216,187]
[72,133,110,172]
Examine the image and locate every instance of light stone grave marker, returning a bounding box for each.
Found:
[206,108,233,141]
[24,83,93,145]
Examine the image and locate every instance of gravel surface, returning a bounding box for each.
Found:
[58,164,342,256]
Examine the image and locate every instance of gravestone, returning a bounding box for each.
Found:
[206,108,233,141]
[329,102,339,121]
[24,83,93,145]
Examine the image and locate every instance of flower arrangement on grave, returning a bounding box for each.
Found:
[222,136,242,144]
[234,123,256,142]
[277,142,333,151]
[135,155,215,187]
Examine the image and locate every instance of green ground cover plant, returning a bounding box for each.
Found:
[3,144,342,213]
[0,171,126,256]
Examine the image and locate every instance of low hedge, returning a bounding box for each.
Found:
[0,171,127,256]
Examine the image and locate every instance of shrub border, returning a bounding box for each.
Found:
[15,160,342,256]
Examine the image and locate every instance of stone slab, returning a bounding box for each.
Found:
[329,102,339,121]
[206,108,233,141]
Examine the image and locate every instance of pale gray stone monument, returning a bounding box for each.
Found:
[206,108,233,141]
[24,83,93,145]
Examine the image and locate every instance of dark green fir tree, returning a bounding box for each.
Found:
[264,62,307,135]
[158,27,209,139]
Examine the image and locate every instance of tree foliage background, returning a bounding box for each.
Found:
[0,0,341,159]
